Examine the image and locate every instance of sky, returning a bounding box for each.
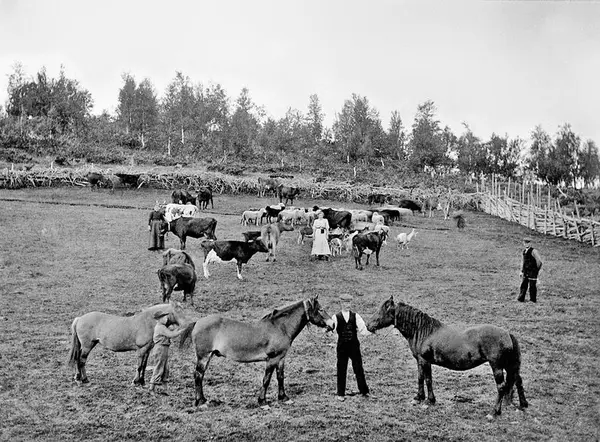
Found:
[1,0,599,145]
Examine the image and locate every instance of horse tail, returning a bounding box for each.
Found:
[179,321,197,349]
[68,317,82,367]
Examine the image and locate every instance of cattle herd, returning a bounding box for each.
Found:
[155,179,426,305]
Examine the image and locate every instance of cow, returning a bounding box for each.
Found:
[368,193,388,205]
[352,230,388,270]
[196,186,214,210]
[157,263,197,304]
[172,189,197,206]
[262,203,286,224]
[161,217,217,250]
[261,222,294,262]
[257,177,280,198]
[200,239,269,280]
[398,199,423,215]
[277,185,301,205]
[162,249,196,268]
[313,207,352,230]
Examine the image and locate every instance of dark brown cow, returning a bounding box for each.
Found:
[162,249,195,268]
[161,217,217,250]
[313,207,353,230]
[277,185,301,205]
[172,189,197,206]
[196,186,214,210]
[157,263,197,304]
[398,199,423,214]
[86,172,105,191]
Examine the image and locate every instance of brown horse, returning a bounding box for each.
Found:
[68,302,189,385]
[366,296,528,418]
[180,296,334,408]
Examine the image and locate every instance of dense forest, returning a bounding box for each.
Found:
[1,63,599,190]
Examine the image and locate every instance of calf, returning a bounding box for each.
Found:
[157,263,197,304]
[162,249,195,268]
[329,238,343,257]
[200,239,269,280]
[261,222,294,262]
[352,230,388,270]
[297,226,313,245]
[161,217,217,250]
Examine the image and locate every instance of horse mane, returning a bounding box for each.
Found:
[395,302,443,340]
[260,300,303,321]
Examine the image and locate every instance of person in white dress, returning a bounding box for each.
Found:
[311,210,331,261]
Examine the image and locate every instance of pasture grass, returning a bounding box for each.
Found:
[0,187,599,441]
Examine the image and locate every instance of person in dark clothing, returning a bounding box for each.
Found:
[148,202,165,251]
[518,237,543,303]
[330,293,372,402]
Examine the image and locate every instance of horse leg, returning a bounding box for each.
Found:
[194,353,213,407]
[276,359,290,402]
[413,360,426,402]
[423,362,436,404]
[133,343,153,386]
[490,363,508,416]
[78,340,98,384]
[258,360,278,407]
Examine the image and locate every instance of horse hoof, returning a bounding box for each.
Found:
[260,405,271,411]
[420,404,429,410]
[486,414,495,421]
[199,403,209,410]
[410,399,421,406]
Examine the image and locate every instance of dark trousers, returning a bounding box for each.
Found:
[518,277,537,302]
[337,342,369,396]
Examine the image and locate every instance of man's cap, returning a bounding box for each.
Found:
[153,311,169,320]
[523,237,532,243]
[339,294,353,301]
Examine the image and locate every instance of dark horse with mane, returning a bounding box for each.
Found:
[180,296,334,409]
[367,296,528,418]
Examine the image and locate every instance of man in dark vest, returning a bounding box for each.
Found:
[330,293,372,401]
[518,237,543,303]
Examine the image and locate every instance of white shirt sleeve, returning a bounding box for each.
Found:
[355,313,372,336]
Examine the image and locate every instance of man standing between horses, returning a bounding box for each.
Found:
[149,311,184,393]
[330,293,372,401]
[518,237,543,303]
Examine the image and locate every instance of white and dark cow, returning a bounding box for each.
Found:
[352,230,388,270]
[200,239,269,280]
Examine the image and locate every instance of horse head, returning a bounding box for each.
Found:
[304,296,334,330]
[168,300,193,327]
[366,295,396,333]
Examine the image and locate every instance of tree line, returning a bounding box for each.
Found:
[1,63,599,188]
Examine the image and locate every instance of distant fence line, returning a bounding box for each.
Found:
[478,177,599,247]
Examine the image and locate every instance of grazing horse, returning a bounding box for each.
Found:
[179,296,334,408]
[68,302,189,385]
[366,296,528,418]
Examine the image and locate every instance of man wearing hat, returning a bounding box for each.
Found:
[518,236,543,303]
[330,293,372,401]
[149,311,184,393]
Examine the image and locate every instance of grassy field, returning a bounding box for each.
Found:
[0,186,598,442]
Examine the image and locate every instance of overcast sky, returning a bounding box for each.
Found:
[1,0,599,144]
